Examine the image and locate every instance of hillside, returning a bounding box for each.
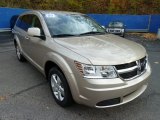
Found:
[0,0,160,14]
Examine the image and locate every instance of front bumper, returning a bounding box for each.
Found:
[109,32,124,36]
[73,64,151,108]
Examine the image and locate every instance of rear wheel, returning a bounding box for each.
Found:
[48,67,73,107]
[15,43,26,62]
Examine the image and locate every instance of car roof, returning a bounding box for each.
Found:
[39,10,82,15]
[23,10,83,15]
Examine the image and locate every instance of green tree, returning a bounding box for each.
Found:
[0,0,160,14]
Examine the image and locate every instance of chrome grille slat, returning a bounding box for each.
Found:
[117,66,138,74]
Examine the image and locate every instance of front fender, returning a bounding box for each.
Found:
[44,52,81,102]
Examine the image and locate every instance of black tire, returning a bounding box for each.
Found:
[48,67,73,107]
[15,43,26,62]
[122,32,125,37]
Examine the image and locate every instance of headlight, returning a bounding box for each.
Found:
[75,61,117,79]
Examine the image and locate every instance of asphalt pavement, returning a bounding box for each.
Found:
[0,32,160,120]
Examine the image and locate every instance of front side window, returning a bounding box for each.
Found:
[43,13,106,37]
[32,16,44,35]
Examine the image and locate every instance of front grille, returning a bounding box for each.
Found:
[140,57,147,72]
[119,69,137,79]
[109,30,121,33]
[115,56,147,80]
[116,61,136,70]
[115,30,121,32]
[109,30,114,32]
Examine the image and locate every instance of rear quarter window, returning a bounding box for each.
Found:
[10,15,19,29]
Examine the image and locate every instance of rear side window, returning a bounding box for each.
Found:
[16,15,33,31]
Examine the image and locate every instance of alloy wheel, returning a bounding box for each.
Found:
[51,74,65,101]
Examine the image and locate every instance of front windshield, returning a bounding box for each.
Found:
[108,22,123,27]
[43,13,106,37]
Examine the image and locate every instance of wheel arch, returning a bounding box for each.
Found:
[44,60,76,101]
[13,35,21,48]
[44,53,80,102]
[44,61,62,79]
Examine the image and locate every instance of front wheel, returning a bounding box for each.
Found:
[48,67,73,107]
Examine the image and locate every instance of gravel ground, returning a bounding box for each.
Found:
[0,32,160,120]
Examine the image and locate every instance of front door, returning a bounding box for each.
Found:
[25,15,47,69]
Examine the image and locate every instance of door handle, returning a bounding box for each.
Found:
[25,36,30,40]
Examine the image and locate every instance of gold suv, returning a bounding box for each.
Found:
[13,10,151,108]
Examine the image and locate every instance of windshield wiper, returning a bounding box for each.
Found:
[53,32,106,38]
[53,34,78,38]
[79,31,106,35]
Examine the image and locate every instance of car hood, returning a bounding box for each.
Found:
[54,34,146,65]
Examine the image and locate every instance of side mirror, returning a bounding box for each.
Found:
[28,27,41,37]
